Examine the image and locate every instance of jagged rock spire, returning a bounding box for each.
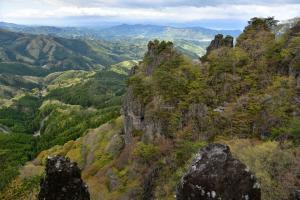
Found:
[38,156,90,200]
[206,34,234,54]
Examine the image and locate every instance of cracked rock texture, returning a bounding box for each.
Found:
[206,34,234,54]
[38,156,90,200]
[177,143,261,200]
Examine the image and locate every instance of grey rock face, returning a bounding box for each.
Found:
[286,22,300,83]
[144,40,175,76]
[123,87,145,144]
[38,156,90,200]
[105,134,125,156]
[142,166,161,200]
[123,41,176,144]
[123,88,170,144]
[206,34,234,54]
[123,41,211,144]
[177,143,261,200]
[295,190,300,200]
[106,169,120,192]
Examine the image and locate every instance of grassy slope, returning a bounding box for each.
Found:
[0,117,125,200]
[0,67,129,192]
[0,73,43,107]
[110,60,139,75]
[2,120,299,200]
[2,19,300,200]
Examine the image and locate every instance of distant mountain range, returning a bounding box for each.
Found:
[0,22,241,40]
[96,24,241,40]
[0,22,242,59]
[0,28,144,76]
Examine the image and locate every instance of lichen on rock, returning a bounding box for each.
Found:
[38,156,90,200]
[176,143,261,200]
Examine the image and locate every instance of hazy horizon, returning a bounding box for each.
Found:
[0,20,247,31]
[1,0,300,30]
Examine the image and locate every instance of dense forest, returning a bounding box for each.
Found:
[0,17,299,200]
[0,16,300,200]
[0,69,128,192]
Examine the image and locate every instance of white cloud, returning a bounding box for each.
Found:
[36,0,300,7]
[2,4,300,22]
[0,0,299,28]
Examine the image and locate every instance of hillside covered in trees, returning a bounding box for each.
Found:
[1,17,300,200]
[0,29,144,74]
[0,68,128,192]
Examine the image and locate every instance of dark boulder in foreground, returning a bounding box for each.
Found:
[295,189,300,200]
[177,143,261,200]
[38,156,90,200]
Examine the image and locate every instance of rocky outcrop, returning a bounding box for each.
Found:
[285,22,300,82]
[144,40,175,75]
[123,86,145,144]
[295,190,300,200]
[123,40,177,144]
[206,34,233,54]
[106,169,120,192]
[177,143,261,200]
[123,40,215,144]
[38,156,90,200]
[142,166,161,200]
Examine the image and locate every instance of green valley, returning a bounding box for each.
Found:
[0,15,300,200]
[0,67,131,192]
[1,17,300,200]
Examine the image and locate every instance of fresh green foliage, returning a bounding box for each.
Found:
[272,117,300,143]
[0,29,144,75]
[0,95,41,133]
[110,60,138,75]
[128,18,300,142]
[0,133,36,191]
[153,140,206,199]
[0,62,48,76]
[226,139,299,200]
[134,142,160,164]
[2,17,300,200]
[0,174,42,200]
[47,70,126,108]
[127,75,153,104]
[35,100,121,151]
[174,140,206,166]
[0,68,127,192]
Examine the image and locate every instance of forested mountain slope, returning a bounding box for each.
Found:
[0,22,242,59]
[0,68,130,193]
[0,22,241,41]
[0,29,143,74]
[96,24,241,59]
[1,17,300,200]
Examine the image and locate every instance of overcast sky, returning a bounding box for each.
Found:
[1,0,300,29]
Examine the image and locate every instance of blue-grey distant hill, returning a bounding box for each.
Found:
[0,22,242,59]
[0,28,144,76]
[0,22,241,39]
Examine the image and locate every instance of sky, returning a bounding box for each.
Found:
[0,0,300,29]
